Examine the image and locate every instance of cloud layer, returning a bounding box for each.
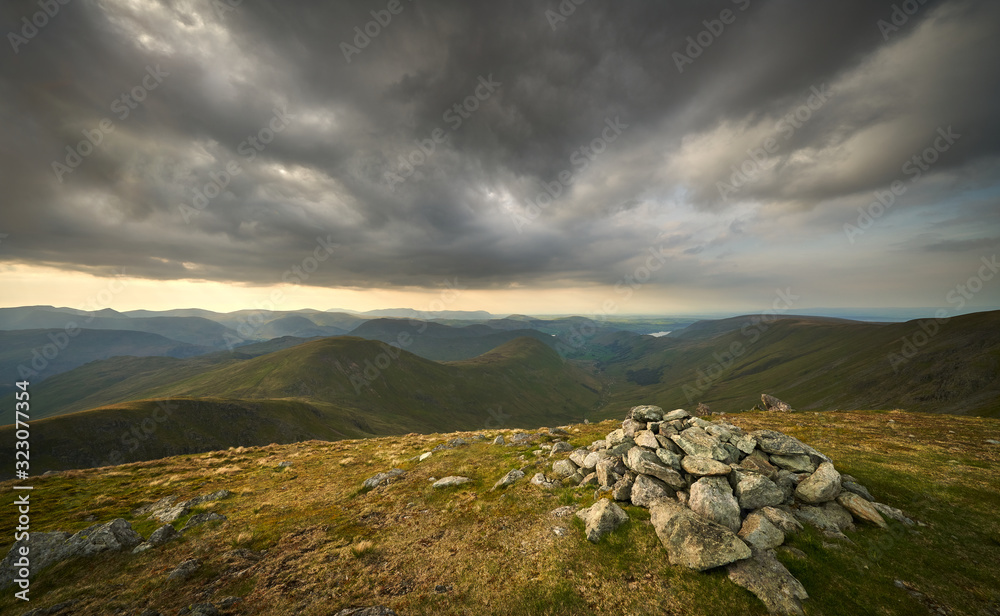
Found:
[1,0,998,310]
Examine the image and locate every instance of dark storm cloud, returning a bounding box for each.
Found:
[1,0,998,297]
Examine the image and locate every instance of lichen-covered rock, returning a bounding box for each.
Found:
[630,405,664,422]
[630,473,674,507]
[689,476,742,533]
[576,499,629,542]
[768,454,815,473]
[493,469,525,490]
[650,500,751,571]
[551,459,579,479]
[682,456,732,477]
[836,493,887,528]
[432,476,472,489]
[759,506,804,535]
[728,548,809,616]
[736,474,786,510]
[671,427,728,461]
[795,462,841,504]
[739,512,785,550]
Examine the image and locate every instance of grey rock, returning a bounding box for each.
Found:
[549,505,577,518]
[612,472,636,502]
[180,604,220,616]
[650,499,751,571]
[0,531,72,590]
[769,454,815,473]
[630,473,674,507]
[606,437,636,457]
[739,513,785,550]
[836,493,887,528]
[182,512,226,532]
[634,430,660,449]
[761,394,796,413]
[569,448,590,467]
[492,435,505,445]
[655,448,683,470]
[595,457,626,487]
[662,409,691,422]
[625,447,686,489]
[794,502,854,537]
[622,418,647,438]
[681,456,732,476]
[167,558,200,581]
[153,504,189,524]
[728,548,809,616]
[689,476,742,533]
[606,429,628,447]
[759,506,803,535]
[67,518,143,557]
[432,476,472,489]
[671,427,728,461]
[509,432,533,445]
[551,441,573,454]
[334,608,397,616]
[750,430,810,456]
[795,462,841,504]
[187,489,231,507]
[872,502,914,526]
[841,480,874,502]
[736,474,786,510]
[629,405,664,422]
[734,435,758,455]
[363,469,405,490]
[589,439,607,451]
[575,499,629,542]
[132,524,180,554]
[705,423,735,442]
[579,472,598,486]
[581,450,608,470]
[551,459,579,478]
[530,473,558,489]
[493,469,525,490]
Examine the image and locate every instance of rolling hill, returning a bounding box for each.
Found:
[579,311,1000,418]
[349,318,559,360]
[1,337,602,475]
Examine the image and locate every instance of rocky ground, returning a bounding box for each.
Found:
[1,406,998,615]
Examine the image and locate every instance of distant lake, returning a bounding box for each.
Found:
[649,331,672,337]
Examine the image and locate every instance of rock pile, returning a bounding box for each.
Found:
[542,405,910,616]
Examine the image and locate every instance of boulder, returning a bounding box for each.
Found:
[681,456,731,476]
[634,430,660,449]
[662,409,691,422]
[133,524,181,554]
[187,490,231,507]
[0,531,72,590]
[530,473,558,489]
[768,454,815,473]
[836,493,887,528]
[606,429,628,447]
[595,457,626,488]
[739,513,785,550]
[68,519,144,557]
[655,448,682,470]
[612,472,636,502]
[606,438,636,457]
[671,427,728,461]
[750,430,810,456]
[551,459,579,479]
[630,474,674,507]
[569,448,590,467]
[872,502,914,526]
[363,469,405,490]
[734,435,758,455]
[622,418,647,438]
[759,506,804,535]
[493,469,525,490]
[625,447,686,489]
[735,474,786,510]
[167,558,201,581]
[575,499,630,542]
[492,435,505,445]
[728,548,809,616]
[581,450,607,471]
[761,394,795,413]
[432,476,472,489]
[649,500,751,571]
[841,480,874,502]
[795,462,841,504]
[794,502,854,537]
[550,441,573,454]
[630,405,664,422]
[689,477,742,533]
[182,512,226,532]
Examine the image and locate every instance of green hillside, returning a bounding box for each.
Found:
[581,311,1000,418]
[1,337,602,475]
[350,318,558,360]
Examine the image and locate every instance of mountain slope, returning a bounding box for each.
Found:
[350,318,558,360]
[2,337,602,473]
[585,310,1000,417]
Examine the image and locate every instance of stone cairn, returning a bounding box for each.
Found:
[548,405,912,616]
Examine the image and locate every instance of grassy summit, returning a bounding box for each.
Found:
[2,409,997,615]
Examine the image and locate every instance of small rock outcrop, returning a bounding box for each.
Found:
[575,499,629,543]
[761,394,796,413]
[432,476,471,489]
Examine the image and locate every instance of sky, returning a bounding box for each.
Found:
[1,0,999,316]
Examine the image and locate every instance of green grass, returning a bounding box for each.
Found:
[0,411,996,615]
